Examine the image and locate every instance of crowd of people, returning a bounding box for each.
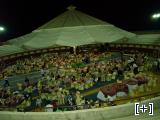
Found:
[0,51,159,112]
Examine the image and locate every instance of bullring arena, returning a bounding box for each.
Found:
[0,6,160,120]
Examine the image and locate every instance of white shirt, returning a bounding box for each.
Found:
[97,91,107,101]
[107,95,116,102]
[133,63,138,68]
[41,69,44,74]
[130,58,134,62]
[36,99,42,106]
[45,104,53,112]
[128,58,134,64]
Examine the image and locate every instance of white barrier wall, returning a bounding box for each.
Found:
[0,96,160,120]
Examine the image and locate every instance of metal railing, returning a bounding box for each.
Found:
[0,90,160,112]
[0,43,160,62]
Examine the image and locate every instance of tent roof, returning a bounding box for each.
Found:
[37,6,111,30]
[1,5,136,57]
[126,34,160,45]
[0,45,24,57]
[22,6,135,48]
[23,25,135,49]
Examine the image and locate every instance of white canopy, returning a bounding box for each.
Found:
[23,25,135,49]
[127,34,160,45]
[23,6,135,49]
[0,45,24,57]
[1,6,137,56]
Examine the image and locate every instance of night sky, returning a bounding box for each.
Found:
[0,0,160,42]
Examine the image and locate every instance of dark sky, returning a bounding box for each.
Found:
[0,0,160,42]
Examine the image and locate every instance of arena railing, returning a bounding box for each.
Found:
[0,43,160,62]
[77,43,160,57]
[0,90,160,112]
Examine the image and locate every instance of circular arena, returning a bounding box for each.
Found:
[0,6,160,120]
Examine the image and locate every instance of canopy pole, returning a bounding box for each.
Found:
[73,46,77,55]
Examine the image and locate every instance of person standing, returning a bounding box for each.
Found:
[133,63,139,75]
[3,77,10,88]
